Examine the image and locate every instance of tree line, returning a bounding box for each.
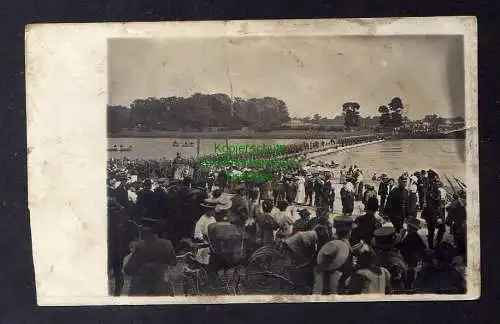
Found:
[108,94,464,134]
[108,93,290,134]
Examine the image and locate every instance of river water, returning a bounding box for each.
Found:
[108,138,465,181]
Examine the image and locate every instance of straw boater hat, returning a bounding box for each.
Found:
[407,217,421,230]
[316,240,351,271]
[200,198,218,208]
[214,196,232,212]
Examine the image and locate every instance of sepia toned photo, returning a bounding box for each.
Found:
[27,17,479,305]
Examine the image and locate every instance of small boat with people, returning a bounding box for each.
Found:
[173,141,180,147]
[107,144,132,152]
[181,141,195,148]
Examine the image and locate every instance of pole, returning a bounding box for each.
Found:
[196,136,200,158]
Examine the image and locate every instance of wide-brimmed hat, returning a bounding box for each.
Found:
[214,196,232,212]
[316,240,351,271]
[407,217,421,229]
[200,198,218,208]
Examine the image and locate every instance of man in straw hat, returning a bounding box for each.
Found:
[372,227,408,292]
[205,196,246,276]
[193,199,218,242]
[313,239,351,294]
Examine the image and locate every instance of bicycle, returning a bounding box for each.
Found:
[175,238,247,296]
[244,241,310,294]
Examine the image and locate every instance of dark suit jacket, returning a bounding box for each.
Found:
[384,186,410,220]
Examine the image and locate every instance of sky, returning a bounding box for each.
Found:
[108,36,465,120]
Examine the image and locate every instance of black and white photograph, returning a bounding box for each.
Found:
[107,35,473,296]
[27,17,479,305]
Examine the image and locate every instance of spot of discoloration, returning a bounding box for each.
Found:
[239,22,249,35]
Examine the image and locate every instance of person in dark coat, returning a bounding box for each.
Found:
[422,178,446,249]
[228,185,249,229]
[396,217,427,290]
[384,175,410,233]
[313,177,324,207]
[111,180,130,209]
[340,178,355,215]
[417,170,429,210]
[183,179,209,238]
[362,184,378,211]
[378,175,389,213]
[322,178,333,210]
[108,204,137,296]
[307,206,333,239]
[446,190,467,262]
[256,199,279,245]
[351,197,380,246]
[414,242,465,294]
[136,179,157,220]
[293,208,311,234]
[123,223,177,296]
[305,177,314,206]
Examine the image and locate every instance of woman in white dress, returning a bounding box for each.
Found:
[294,175,306,205]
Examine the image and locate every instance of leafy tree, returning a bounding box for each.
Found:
[388,97,404,127]
[109,93,291,133]
[423,114,445,132]
[312,114,322,124]
[342,102,361,128]
[107,105,131,133]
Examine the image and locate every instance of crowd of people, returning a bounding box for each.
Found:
[108,151,467,296]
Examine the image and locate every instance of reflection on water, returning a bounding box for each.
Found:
[108,138,465,181]
[313,139,465,180]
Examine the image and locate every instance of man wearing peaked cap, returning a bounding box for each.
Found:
[383,174,410,233]
[373,227,397,247]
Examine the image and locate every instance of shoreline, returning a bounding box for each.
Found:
[108,129,373,139]
[108,131,465,140]
[299,139,385,160]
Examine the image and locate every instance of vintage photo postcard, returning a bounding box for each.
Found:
[26,17,478,306]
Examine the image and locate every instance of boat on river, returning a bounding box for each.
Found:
[108,145,132,152]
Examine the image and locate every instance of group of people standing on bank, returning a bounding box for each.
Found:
[107,150,467,296]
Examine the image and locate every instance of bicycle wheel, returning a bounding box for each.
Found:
[244,245,294,294]
[183,267,210,296]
